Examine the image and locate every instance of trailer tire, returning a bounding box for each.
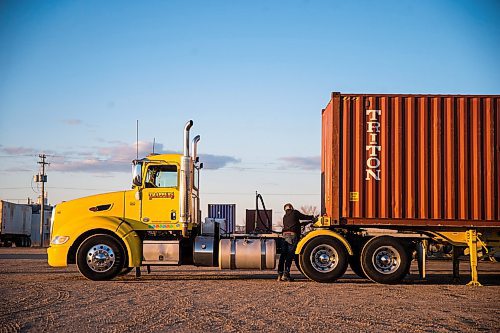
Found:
[299,236,348,283]
[14,239,20,247]
[348,255,366,278]
[361,236,411,284]
[76,234,125,281]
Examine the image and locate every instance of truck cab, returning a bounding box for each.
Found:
[48,121,203,280]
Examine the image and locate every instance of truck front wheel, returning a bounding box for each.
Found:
[76,234,125,281]
[360,236,411,284]
[299,236,348,283]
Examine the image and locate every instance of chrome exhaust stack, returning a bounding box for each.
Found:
[192,135,201,163]
[180,120,193,238]
[183,120,193,157]
[191,135,201,224]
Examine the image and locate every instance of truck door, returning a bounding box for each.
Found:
[140,164,179,224]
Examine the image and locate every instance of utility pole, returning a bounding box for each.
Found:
[36,154,49,247]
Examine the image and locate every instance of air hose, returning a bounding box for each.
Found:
[254,192,282,234]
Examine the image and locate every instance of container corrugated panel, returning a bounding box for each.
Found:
[208,204,235,234]
[322,92,500,228]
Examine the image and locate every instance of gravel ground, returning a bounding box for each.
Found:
[0,248,499,333]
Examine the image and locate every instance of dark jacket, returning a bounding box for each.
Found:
[282,209,315,234]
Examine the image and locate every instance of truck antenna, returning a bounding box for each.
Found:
[152,137,156,154]
[136,120,139,159]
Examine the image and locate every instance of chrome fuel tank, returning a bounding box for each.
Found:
[219,238,276,270]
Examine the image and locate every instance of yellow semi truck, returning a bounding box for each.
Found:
[48,93,500,285]
[48,121,279,280]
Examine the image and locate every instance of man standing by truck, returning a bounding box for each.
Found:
[277,203,316,282]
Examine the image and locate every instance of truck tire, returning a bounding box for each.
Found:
[348,255,366,278]
[76,234,125,281]
[299,236,348,283]
[294,254,303,274]
[360,236,411,284]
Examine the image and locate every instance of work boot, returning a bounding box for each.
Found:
[277,273,283,281]
[282,272,294,282]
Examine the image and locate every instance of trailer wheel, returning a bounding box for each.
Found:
[361,236,411,284]
[76,234,125,281]
[299,236,348,283]
[348,255,366,278]
[17,238,22,247]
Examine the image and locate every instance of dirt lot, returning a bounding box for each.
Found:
[0,248,498,333]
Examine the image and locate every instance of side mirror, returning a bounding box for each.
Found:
[132,163,142,187]
[199,162,204,169]
[133,176,142,187]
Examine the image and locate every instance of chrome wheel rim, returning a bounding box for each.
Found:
[310,244,338,273]
[87,244,115,273]
[372,246,401,274]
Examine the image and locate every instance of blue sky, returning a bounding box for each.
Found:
[1,0,499,225]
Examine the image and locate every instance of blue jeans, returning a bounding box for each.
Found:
[278,233,298,274]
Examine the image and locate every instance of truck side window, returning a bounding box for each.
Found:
[145,165,178,188]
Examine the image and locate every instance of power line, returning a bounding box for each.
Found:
[47,187,112,191]
[0,155,37,158]
[0,187,32,189]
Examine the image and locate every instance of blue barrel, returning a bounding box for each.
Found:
[207,204,236,234]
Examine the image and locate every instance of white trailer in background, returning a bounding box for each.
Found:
[0,200,32,247]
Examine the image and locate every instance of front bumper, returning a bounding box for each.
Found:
[47,245,70,267]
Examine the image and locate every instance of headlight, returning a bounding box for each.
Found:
[51,236,69,245]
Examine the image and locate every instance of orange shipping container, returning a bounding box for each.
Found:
[322,92,500,228]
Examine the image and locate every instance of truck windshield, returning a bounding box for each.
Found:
[145,165,178,188]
